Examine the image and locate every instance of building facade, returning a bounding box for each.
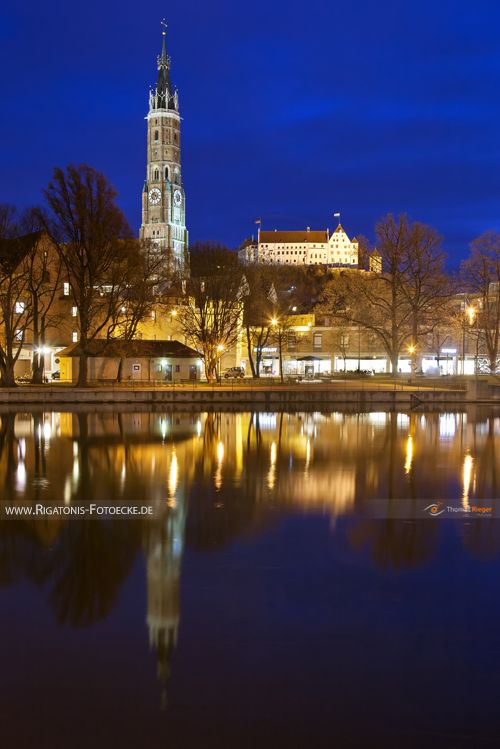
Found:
[238,224,358,267]
[139,30,189,276]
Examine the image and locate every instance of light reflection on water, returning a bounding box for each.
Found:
[1,407,500,746]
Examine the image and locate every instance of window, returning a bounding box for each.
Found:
[154,130,159,141]
[165,166,169,181]
[340,334,349,347]
[154,168,159,181]
[72,331,78,343]
[71,306,77,317]
[287,332,297,351]
[15,301,25,314]
[15,329,23,341]
[63,282,70,296]
[175,364,180,372]
[313,333,322,350]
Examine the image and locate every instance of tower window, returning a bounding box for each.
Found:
[154,130,159,141]
[154,168,159,181]
[165,166,169,181]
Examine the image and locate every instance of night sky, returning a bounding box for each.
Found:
[1,0,500,264]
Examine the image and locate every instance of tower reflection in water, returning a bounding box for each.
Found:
[1,407,500,703]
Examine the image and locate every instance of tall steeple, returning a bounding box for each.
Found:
[140,24,188,276]
[152,29,177,112]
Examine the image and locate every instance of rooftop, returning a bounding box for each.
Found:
[60,339,200,359]
[259,230,329,244]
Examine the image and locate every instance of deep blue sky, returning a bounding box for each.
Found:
[1,0,500,263]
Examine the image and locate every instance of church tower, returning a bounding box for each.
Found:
[140,27,189,276]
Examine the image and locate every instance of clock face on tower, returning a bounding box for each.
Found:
[148,188,161,205]
[173,189,182,206]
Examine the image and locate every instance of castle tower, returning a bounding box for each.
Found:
[140,27,189,276]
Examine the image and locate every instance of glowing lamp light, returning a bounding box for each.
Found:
[408,344,416,355]
[271,318,278,326]
[466,306,476,325]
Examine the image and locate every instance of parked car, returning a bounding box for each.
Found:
[223,367,245,379]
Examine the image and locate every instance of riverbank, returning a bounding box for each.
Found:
[0,379,498,405]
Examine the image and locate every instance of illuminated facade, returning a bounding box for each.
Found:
[139,29,189,275]
[238,224,358,267]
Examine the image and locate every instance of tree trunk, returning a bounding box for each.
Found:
[77,353,88,386]
[0,361,17,387]
[116,357,124,383]
[278,335,284,383]
[390,350,399,374]
[246,325,257,378]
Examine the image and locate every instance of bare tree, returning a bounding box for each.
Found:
[178,273,243,382]
[105,240,170,382]
[41,165,133,385]
[400,222,454,372]
[0,206,36,386]
[320,215,452,374]
[177,244,244,382]
[242,266,277,378]
[461,232,500,373]
[18,210,64,383]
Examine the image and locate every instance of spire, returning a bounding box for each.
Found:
[150,21,177,112]
[160,29,167,63]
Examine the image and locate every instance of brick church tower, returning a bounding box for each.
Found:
[140,27,189,276]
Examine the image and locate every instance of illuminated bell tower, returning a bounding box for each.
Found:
[140,27,189,276]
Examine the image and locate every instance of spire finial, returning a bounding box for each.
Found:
[159,19,168,61]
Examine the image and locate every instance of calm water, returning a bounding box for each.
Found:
[1,407,500,748]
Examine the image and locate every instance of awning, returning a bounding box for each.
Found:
[297,355,323,361]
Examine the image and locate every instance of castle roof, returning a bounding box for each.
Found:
[259,230,328,244]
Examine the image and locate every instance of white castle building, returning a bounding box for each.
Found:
[238,224,359,267]
[140,29,189,275]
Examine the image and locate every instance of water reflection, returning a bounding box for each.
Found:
[1,407,500,708]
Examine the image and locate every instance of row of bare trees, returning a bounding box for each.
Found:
[0,165,169,386]
[3,164,500,385]
[177,244,299,382]
[319,215,500,374]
